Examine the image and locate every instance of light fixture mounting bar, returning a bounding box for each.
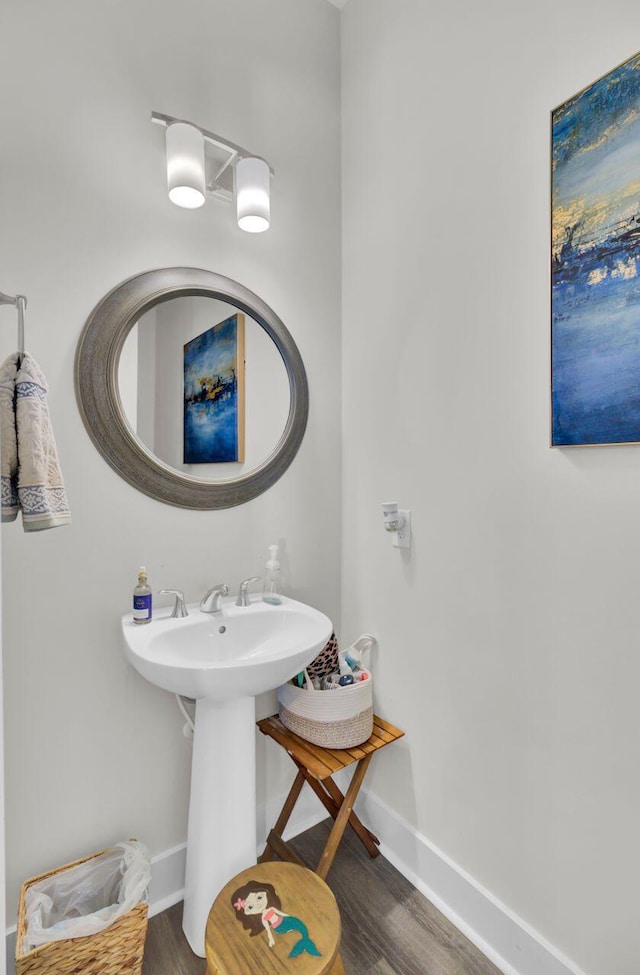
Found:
[206,151,238,200]
[151,112,274,176]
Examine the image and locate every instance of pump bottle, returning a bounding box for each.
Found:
[133,566,152,624]
[262,545,282,605]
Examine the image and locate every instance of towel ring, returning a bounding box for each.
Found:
[0,290,27,356]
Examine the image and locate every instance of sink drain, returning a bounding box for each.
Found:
[218,625,226,634]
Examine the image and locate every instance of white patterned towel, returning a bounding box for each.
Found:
[0,354,19,522]
[0,353,71,531]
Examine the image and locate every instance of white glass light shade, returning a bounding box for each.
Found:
[166,122,206,209]
[236,157,270,232]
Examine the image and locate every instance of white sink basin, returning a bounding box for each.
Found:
[122,595,332,701]
[121,592,333,957]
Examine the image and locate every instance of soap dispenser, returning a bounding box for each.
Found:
[262,545,282,605]
[133,566,152,624]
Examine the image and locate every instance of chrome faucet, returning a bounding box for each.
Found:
[200,584,230,613]
[235,576,261,607]
[159,589,189,618]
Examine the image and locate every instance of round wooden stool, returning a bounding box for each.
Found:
[204,861,345,975]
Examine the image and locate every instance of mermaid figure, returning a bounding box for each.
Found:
[231,880,321,958]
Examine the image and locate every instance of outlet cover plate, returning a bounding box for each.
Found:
[393,510,411,549]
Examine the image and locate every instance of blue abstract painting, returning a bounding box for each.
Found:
[552,51,640,445]
[184,314,245,463]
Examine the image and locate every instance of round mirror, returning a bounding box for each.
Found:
[75,268,308,509]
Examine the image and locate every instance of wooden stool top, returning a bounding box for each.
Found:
[257,713,405,781]
[205,861,341,975]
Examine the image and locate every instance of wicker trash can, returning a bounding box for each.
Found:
[15,849,149,975]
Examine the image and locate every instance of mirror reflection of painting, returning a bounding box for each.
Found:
[118,295,291,481]
[184,315,245,463]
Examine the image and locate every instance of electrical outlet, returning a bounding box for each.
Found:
[392,509,411,549]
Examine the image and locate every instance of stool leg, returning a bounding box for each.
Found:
[259,769,305,862]
[317,754,373,880]
[300,767,380,859]
[323,775,380,856]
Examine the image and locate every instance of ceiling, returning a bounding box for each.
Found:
[326,0,350,8]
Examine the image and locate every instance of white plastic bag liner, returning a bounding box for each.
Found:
[23,840,151,952]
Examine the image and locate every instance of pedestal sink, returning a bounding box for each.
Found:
[121,595,332,956]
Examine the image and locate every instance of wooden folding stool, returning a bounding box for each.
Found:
[257,714,405,880]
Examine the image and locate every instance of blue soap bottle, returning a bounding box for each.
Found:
[133,566,152,624]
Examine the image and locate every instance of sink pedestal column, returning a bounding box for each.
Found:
[182,695,257,956]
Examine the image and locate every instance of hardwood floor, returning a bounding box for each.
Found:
[142,819,503,975]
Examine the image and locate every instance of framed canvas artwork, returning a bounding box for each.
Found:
[184,313,245,463]
[552,50,640,445]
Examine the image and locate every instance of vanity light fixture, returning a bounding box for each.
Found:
[381,501,411,550]
[235,157,270,233]
[152,112,274,232]
[165,122,206,209]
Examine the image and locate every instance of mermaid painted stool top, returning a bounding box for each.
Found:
[204,861,345,975]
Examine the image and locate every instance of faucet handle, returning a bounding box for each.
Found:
[200,584,230,613]
[236,576,262,607]
[159,589,189,618]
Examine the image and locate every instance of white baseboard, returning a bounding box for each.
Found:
[4,932,13,975]
[5,780,585,975]
[147,842,187,918]
[354,788,587,975]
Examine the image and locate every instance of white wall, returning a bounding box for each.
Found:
[0,0,340,924]
[341,2,640,974]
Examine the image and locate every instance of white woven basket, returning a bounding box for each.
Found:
[278,635,376,749]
